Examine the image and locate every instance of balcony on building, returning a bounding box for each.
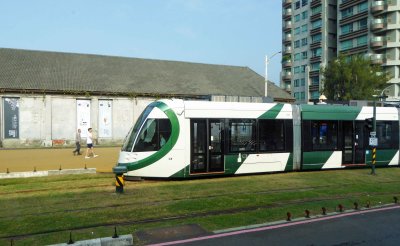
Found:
[371,18,384,31]
[283,8,292,19]
[309,70,320,77]
[309,84,319,91]
[371,1,385,14]
[370,54,384,64]
[310,12,322,22]
[283,59,292,68]
[310,55,322,63]
[371,36,384,48]
[283,0,292,7]
[282,71,292,80]
[284,33,292,42]
[284,46,292,55]
[311,0,322,8]
[340,0,359,10]
[284,21,292,31]
[283,83,291,93]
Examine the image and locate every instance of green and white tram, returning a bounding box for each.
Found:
[113,99,400,178]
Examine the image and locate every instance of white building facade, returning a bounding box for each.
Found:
[281,0,400,103]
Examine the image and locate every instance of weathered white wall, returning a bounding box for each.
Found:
[19,97,46,140]
[1,94,155,148]
[51,97,76,140]
[112,98,133,139]
[111,98,153,140]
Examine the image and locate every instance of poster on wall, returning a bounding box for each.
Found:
[99,100,112,138]
[76,100,91,138]
[3,98,19,139]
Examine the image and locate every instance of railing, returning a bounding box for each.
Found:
[370,54,384,64]
[283,8,292,17]
[283,0,292,5]
[371,36,384,46]
[371,1,384,9]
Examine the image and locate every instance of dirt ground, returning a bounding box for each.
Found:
[0,147,121,173]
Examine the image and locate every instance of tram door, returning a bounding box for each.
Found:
[342,121,366,164]
[190,119,224,174]
[342,121,354,164]
[208,120,224,172]
[354,122,366,164]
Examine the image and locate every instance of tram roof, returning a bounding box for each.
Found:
[161,99,293,119]
[159,99,398,121]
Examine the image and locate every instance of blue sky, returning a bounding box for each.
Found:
[0,0,282,84]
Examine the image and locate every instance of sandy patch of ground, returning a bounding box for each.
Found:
[0,147,121,173]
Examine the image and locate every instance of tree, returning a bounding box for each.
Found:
[321,54,390,101]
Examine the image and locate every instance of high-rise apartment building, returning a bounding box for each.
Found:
[281,0,400,103]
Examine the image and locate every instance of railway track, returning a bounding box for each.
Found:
[1,189,398,241]
[2,180,400,219]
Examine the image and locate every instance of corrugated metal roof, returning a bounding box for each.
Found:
[0,48,293,100]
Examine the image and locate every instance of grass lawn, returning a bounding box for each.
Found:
[0,168,399,245]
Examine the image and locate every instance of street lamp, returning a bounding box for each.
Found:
[265,51,282,98]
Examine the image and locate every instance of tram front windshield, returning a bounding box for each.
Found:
[121,106,171,152]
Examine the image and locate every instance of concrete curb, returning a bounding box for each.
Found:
[0,168,96,179]
[48,234,133,246]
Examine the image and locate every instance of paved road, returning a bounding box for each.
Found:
[154,205,400,246]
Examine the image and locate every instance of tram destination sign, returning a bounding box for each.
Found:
[369,137,378,147]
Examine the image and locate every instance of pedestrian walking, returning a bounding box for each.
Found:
[73,128,82,155]
[85,128,99,159]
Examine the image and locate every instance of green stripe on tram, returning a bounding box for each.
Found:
[224,154,245,174]
[301,105,361,120]
[365,149,398,166]
[284,153,294,171]
[126,101,180,172]
[170,165,190,178]
[258,104,284,119]
[302,151,333,170]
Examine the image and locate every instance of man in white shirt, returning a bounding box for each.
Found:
[85,128,99,159]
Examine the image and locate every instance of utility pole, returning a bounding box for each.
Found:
[370,90,389,175]
[371,100,377,175]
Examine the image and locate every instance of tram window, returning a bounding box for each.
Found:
[133,119,171,152]
[229,120,256,152]
[192,121,206,154]
[121,106,154,152]
[311,121,338,150]
[259,120,285,152]
[158,119,172,148]
[376,121,398,149]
